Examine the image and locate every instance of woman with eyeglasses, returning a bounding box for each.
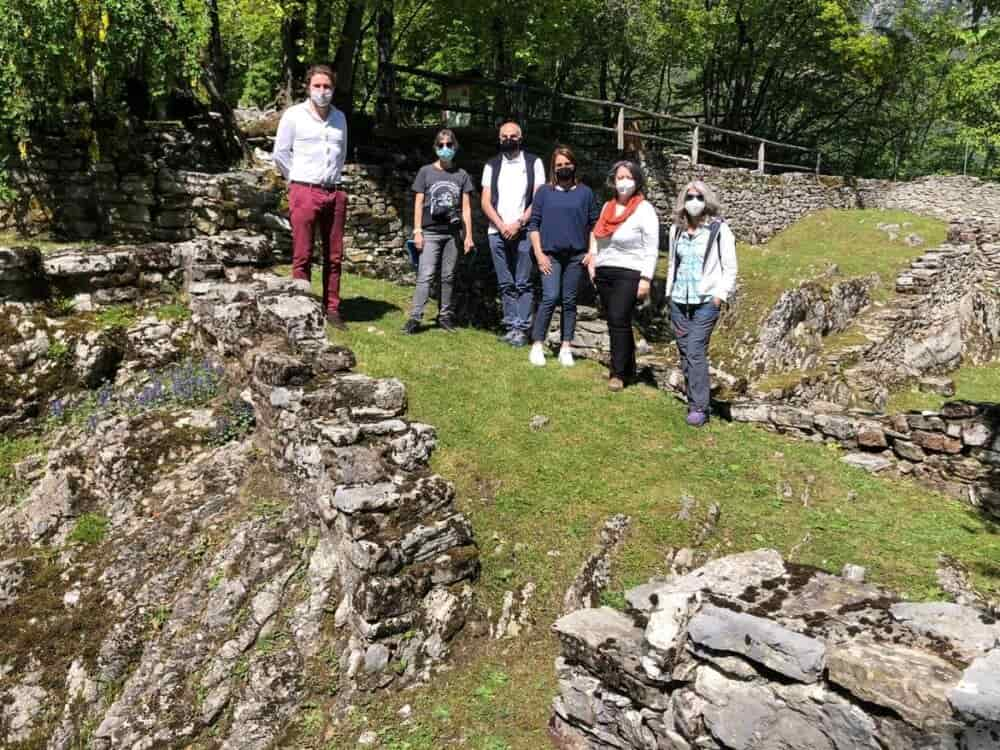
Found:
[402,129,475,334]
[665,180,737,426]
[526,146,599,367]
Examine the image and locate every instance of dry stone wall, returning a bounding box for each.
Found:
[0,233,480,746]
[550,549,1000,750]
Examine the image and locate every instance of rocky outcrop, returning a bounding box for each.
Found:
[749,274,879,374]
[550,549,1000,750]
[0,244,479,747]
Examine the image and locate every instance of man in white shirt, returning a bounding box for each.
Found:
[273,64,349,329]
[481,121,546,347]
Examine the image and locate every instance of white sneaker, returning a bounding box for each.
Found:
[529,344,546,366]
[559,347,575,367]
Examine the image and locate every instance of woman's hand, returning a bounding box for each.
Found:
[637,279,650,300]
[536,252,552,275]
[414,233,424,251]
[463,235,475,254]
[712,296,723,308]
[582,252,595,281]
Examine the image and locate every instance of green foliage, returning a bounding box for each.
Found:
[155,302,191,322]
[95,304,138,330]
[0,435,43,507]
[45,340,69,361]
[68,512,109,544]
[48,295,76,317]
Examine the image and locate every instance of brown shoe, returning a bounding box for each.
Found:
[326,311,347,330]
[608,377,624,392]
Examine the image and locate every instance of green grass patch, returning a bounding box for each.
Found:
[309,269,1000,749]
[712,208,947,368]
[155,302,192,322]
[0,231,96,254]
[95,304,139,330]
[887,360,1000,413]
[0,435,43,506]
[68,513,109,545]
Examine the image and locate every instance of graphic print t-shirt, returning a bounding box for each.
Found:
[412,164,474,233]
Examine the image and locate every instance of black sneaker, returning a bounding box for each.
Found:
[401,318,420,335]
[438,317,458,332]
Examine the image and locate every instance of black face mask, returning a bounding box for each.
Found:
[499,139,520,154]
[556,166,575,182]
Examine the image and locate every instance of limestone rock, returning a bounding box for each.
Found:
[949,649,1000,723]
[890,602,1000,660]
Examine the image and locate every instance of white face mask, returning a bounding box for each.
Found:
[685,198,705,217]
[310,90,333,108]
[615,179,635,196]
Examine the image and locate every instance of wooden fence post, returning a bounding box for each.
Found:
[757,141,765,174]
[690,125,699,165]
[815,151,822,177]
[617,107,625,151]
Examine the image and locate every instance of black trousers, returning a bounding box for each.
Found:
[595,265,641,380]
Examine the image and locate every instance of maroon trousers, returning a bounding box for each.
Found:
[288,183,348,314]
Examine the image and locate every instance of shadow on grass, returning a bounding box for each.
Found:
[341,296,402,323]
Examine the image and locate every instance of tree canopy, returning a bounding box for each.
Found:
[0,0,997,178]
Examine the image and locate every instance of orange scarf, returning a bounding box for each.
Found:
[593,193,644,239]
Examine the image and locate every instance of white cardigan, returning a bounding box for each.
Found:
[664,220,738,302]
[592,200,660,279]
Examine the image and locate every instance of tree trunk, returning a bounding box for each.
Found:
[207,0,227,95]
[375,0,397,126]
[280,0,307,105]
[333,0,366,116]
[315,1,333,62]
[598,53,610,126]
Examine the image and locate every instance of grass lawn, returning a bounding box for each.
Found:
[887,360,1000,413]
[710,208,948,369]
[299,270,1000,750]
[0,231,95,253]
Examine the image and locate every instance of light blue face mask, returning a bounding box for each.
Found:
[436,145,456,161]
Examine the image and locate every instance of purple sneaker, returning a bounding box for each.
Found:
[686,410,708,427]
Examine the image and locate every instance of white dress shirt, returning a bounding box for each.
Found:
[272,101,347,186]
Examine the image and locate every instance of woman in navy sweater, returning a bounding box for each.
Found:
[526,146,599,367]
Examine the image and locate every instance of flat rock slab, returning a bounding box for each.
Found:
[841,452,894,473]
[554,607,641,648]
[890,602,1000,659]
[688,603,826,683]
[633,549,786,604]
[827,639,961,728]
[949,649,1000,722]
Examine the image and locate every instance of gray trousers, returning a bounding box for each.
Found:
[410,230,459,321]
[670,300,720,413]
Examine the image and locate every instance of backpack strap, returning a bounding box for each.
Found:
[671,224,683,283]
[702,220,725,272]
[488,155,502,211]
[524,152,537,209]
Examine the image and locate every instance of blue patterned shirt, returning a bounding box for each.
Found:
[671,225,712,304]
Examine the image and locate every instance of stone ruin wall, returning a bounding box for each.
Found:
[0,232,481,746]
[550,549,1000,750]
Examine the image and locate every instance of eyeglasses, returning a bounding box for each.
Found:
[437,141,454,148]
[685,194,705,202]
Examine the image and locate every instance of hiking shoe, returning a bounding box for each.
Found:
[686,410,708,427]
[401,318,420,335]
[325,311,347,330]
[508,331,529,348]
[438,317,458,332]
[529,344,546,366]
[558,348,575,367]
[608,377,624,392]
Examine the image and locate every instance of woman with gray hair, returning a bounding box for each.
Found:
[585,160,660,391]
[664,180,737,426]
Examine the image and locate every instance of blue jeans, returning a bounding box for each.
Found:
[670,300,720,413]
[531,250,586,344]
[489,233,533,332]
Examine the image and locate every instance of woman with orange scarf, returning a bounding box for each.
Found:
[585,160,660,391]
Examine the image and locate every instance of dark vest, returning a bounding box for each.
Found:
[488,152,539,211]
